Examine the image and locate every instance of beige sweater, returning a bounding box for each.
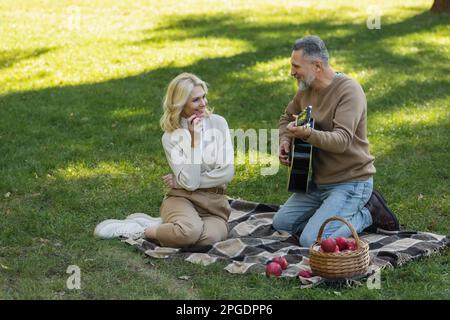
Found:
[162,114,234,191]
[279,74,376,184]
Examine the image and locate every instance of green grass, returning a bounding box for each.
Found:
[1,0,449,299]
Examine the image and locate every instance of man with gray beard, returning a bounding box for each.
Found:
[274,36,399,247]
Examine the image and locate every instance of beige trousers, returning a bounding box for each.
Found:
[155,188,231,248]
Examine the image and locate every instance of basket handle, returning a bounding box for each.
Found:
[315,216,360,246]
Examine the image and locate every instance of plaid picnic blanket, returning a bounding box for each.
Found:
[123,198,450,288]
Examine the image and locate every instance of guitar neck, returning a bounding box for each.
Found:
[296,105,312,127]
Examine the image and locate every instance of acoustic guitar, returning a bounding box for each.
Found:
[287,105,314,193]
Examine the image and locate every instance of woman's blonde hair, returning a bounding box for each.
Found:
[160,73,212,132]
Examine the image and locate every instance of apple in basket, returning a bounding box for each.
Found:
[346,239,357,251]
[272,256,289,270]
[335,237,348,251]
[265,262,282,277]
[320,238,337,253]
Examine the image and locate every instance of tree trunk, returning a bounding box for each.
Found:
[430,0,450,13]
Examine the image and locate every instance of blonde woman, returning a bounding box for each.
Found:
[94,73,234,248]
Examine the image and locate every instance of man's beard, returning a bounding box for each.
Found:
[298,73,315,91]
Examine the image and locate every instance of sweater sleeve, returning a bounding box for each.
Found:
[199,116,234,188]
[278,91,303,144]
[162,130,202,191]
[306,82,365,154]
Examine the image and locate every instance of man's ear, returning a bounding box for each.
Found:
[314,60,323,73]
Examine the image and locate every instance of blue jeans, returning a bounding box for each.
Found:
[272,177,373,247]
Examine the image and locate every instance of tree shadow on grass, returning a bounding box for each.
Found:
[128,11,450,110]
[0,9,448,217]
[0,47,56,70]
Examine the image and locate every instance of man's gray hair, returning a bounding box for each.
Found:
[293,36,329,66]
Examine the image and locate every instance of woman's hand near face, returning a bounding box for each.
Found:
[162,174,178,188]
[187,114,203,148]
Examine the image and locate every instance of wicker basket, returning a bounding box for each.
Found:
[309,216,370,279]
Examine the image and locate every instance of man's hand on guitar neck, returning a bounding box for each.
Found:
[279,140,291,166]
[287,121,312,141]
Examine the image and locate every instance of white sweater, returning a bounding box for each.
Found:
[161,114,234,191]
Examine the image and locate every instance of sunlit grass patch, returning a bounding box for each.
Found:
[55,161,137,181]
[371,103,448,129]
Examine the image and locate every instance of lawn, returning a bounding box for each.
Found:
[0,0,449,299]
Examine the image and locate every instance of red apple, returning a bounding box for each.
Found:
[335,237,348,250]
[320,238,337,252]
[333,245,340,253]
[346,239,357,251]
[298,270,313,278]
[272,256,288,270]
[265,262,282,277]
